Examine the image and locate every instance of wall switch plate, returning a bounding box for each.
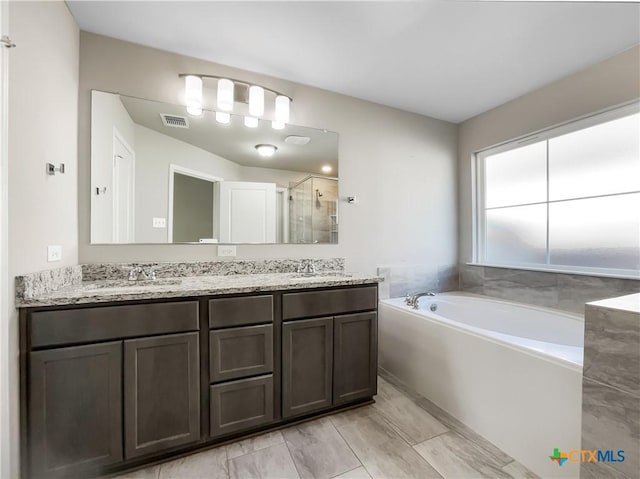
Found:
[152,217,166,228]
[47,245,62,262]
[217,245,236,257]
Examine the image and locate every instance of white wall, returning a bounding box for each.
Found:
[5,2,79,477]
[91,90,135,242]
[134,123,311,243]
[458,45,640,264]
[134,123,241,242]
[79,33,459,274]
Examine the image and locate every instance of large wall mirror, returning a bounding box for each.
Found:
[90,90,339,244]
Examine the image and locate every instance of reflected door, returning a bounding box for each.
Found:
[217,181,276,243]
[113,134,134,243]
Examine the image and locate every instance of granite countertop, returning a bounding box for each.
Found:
[17,272,382,308]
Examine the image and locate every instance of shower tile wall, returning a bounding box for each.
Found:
[460,265,639,314]
[377,264,459,299]
[580,294,639,479]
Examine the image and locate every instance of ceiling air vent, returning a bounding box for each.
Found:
[160,113,189,129]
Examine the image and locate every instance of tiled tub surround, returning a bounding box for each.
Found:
[14,258,361,307]
[460,265,639,314]
[376,264,459,299]
[378,293,583,479]
[581,293,640,479]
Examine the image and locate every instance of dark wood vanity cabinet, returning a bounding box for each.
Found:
[21,284,378,479]
[124,332,200,458]
[281,285,378,419]
[24,301,200,479]
[28,342,123,478]
[208,296,276,438]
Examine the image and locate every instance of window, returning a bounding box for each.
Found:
[475,103,640,278]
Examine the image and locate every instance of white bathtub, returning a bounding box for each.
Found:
[379,292,584,479]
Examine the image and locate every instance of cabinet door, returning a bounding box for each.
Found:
[29,342,122,478]
[210,375,274,437]
[124,332,200,458]
[282,317,333,418]
[333,313,377,404]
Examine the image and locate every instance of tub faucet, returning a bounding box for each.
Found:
[405,291,436,309]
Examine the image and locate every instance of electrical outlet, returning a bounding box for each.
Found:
[47,245,62,262]
[152,217,166,228]
[217,245,236,257]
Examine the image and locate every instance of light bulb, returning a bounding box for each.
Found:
[275,95,290,124]
[216,111,230,124]
[249,86,264,117]
[244,116,258,128]
[255,144,277,157]
[321,165,332,173]
[272,120,285,130]
[184,75,202,116]
[217,78,234,112]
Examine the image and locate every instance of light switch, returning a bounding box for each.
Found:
[152,217,166,228]
[47,245,62,262]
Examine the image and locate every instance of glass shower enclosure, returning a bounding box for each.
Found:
[289,176,338,243]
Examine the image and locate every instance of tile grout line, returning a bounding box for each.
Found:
[332,416,371,478]
[281,430,304,479]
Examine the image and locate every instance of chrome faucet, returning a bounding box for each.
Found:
[296,259,317,275]
[128,266,156,281]
[404,291,436,309]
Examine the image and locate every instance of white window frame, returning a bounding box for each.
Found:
[473,100,640,279]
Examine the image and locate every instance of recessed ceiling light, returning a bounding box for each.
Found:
[321,165,332,173]
[284,135,311,145]
[255,144,278,158]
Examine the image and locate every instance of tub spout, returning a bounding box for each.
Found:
[404,291,436,309]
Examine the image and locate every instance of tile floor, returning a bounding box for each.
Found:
[115,371,538,479]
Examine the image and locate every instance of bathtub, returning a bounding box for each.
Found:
[379,292,584,479]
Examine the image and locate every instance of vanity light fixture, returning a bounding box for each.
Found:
[244,116,259,128]
[179,74,292,129]
[215,111,231,124]
[255,144,278,158]
[184,75,203,116]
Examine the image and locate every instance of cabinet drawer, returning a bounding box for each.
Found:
[282,286,377,320]
[209,325,273,382]
[210,375,274,438]
[30,301,199,348]
[208,295,273,328]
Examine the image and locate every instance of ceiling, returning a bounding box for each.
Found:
[68,1,640,123]
[117,93,339,174]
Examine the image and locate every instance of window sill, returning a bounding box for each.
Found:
[466,262,640,281]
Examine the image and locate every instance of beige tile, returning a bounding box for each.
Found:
[226,430,285,460]
[329,405,376,429]
[380,371,512,467]
[414,431,512,479]
[229,442,300,479]
[283,417,360,479]
[336,412,442,479]
[373,381,448,444]
[501,460,539,478]
[158,447,228,479]
[331,466,372,479]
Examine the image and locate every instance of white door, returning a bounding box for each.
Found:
[113,134,134,243]
[217,181,276,243]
